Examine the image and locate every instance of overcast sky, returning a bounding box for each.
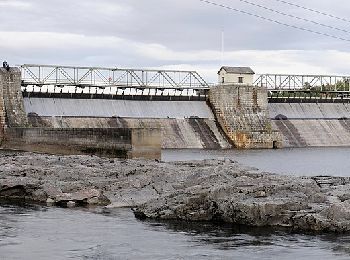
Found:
[1,0,350,82]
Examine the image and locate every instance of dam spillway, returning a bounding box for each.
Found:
[269,103,350,147]
[22,96,350,150]
[23,98,215,119]
[23,97,231,149]
[269,103,350,119]
[17,87,350,150]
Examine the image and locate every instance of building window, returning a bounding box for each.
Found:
[222,77,225,83]
[238,77,244,83]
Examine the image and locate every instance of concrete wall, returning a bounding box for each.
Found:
[27,115,231,149]
[124,117,229,149]
[0,68,161,159]
[2,127,161,159]
[131,128,161,159]
[269,103,350,147]
[0,68,27,127]
[209,84,282,149]
[24,97,230,149]
[3,128,131,157]
[0,68,27,136]
[0,71,6,138]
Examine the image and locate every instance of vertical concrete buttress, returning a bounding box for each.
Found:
[208,84,282,149]
[0,67,28,141]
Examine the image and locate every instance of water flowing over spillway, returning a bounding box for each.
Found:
[269,103,350,147]
[23,98,214,119]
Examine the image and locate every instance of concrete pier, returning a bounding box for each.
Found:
[209,84,282,148]
[0,67,28,139]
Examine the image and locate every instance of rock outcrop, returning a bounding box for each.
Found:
[2,152,350,232]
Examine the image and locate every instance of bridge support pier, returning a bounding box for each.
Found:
[0,67,28,141]
[209,84,282,149]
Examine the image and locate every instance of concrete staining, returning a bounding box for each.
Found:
[24,98,230,149]
[18,89,350,150]
[0,68,28,128]
[209,85,282,148]
[0,70,161,159]
[269,103,350,119]
[4,152,350,233]
[269,103,350,147]
[24,98,214,119]
[27,116,230,149]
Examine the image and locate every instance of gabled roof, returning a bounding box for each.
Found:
[218,66,255,75]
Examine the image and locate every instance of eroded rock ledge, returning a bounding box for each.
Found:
[1,151,350,232]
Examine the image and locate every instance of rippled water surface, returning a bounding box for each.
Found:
[1,205,350,260]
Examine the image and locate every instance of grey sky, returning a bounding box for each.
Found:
[1,0,350,82]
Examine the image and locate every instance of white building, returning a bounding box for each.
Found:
[218,66,255,85]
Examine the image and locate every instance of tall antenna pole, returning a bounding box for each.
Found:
[221,29,225,66]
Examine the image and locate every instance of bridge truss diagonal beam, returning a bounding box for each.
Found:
[254,74,350,92]
[20,64,211,91]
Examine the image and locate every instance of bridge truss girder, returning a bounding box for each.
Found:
[254,74,350,92]
[20,64,210,91]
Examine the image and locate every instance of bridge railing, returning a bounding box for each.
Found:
[21,64,211,91]
[254,74,350,92]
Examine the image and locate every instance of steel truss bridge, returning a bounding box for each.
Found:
[21,64,211,95]
[254,74,350,101]
[254,73,350,91]
[20,64,350,101]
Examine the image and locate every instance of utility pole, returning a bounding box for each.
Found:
[221,29,225,66]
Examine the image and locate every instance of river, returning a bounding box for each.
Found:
[1,148,350,259]
[162,148,350,177]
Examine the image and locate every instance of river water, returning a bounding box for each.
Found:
[162,148,350,177]
[1,148,350,259]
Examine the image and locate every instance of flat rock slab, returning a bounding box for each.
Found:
[53,189,110,206]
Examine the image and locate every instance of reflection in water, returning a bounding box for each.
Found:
[1,204,350,260]
[143,218,350,259]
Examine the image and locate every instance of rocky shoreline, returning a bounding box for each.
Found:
[1,151,350,232]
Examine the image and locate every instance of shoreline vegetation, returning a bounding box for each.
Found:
[2,151,350,233]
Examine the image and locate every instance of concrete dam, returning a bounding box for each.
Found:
[270,103,350,147]
[23,98,350,149]
[24,98,230,149]
[1,65,350,159]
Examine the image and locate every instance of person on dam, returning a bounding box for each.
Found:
[2,61,10,71]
